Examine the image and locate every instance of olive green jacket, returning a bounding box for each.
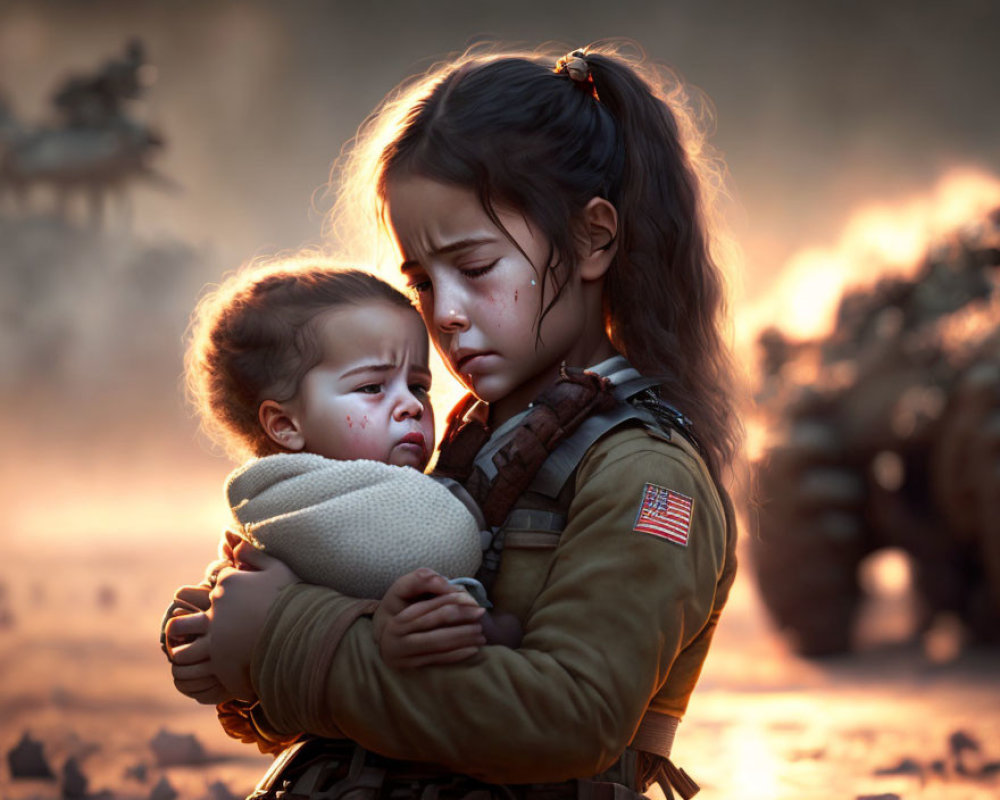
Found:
[250,424,736,785]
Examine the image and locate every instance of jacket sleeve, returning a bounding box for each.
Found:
[251,430,729,784]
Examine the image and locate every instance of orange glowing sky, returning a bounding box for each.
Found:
[2,2,1000,551]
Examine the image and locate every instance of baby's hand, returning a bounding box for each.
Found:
[374,568,486,669]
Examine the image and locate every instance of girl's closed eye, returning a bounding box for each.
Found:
[460,259,499,279]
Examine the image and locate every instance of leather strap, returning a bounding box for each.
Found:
[432,369,617,527]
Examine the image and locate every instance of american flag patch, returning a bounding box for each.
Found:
[633,483,694,546]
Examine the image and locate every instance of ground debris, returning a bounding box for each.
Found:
[0,580,12,629]
[873,757,922,776]
[124,761,149,783]
[981,761,1000,777]
[149,728,206,767]
[948,729,980,755]
[96,584,118,610]
[62,756,88,798]
[948,729,982,775]
[789,747,827,761]
[7,731,56,779]
[871,728,1000,783]
[203,780,240,800]
[150,776,178,800]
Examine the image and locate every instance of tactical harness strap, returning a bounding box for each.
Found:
[432,367,620,527]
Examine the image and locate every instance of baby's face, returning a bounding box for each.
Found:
[288,301,434,469]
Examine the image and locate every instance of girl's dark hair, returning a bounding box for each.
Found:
[374,43,742,479]
[185,259,415,459]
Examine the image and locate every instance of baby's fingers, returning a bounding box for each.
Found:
[395,591,483,627]
[383,622,486,670]
[397,623,486,655]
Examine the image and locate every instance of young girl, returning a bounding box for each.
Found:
[168,43,741,800]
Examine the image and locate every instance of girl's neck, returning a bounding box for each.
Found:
[487,338,619,428]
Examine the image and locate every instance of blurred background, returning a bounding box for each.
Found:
[1,2,998,799]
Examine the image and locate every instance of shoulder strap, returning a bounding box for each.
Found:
[530,375,702,500]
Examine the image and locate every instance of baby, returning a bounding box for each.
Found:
[164,261,518,688]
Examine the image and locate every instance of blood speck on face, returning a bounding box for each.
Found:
[361,416,369,429]
[514,290,518,303]
[346,415,353,428]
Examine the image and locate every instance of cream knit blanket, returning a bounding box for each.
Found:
[226,453,483,599]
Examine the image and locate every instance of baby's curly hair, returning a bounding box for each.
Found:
[185,259,415,460]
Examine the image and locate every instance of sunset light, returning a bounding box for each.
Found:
[739,168,1000,346]
[4,11,1000,800]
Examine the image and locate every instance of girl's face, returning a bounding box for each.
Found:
[277,301,434,469]
[386,176,608,424]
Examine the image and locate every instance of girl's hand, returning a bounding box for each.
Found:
[170,545,298,702]
[373,568,487,669]
[163,583,232,704]
[166,612,233,705]
[209,545,298,699]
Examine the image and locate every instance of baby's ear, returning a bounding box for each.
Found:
[577,197,618,281]
[258,400,305,451]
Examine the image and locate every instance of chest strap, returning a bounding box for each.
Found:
[433,368,618,527]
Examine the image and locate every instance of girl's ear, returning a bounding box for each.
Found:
[259,400,306,452]
[576,197,619,281]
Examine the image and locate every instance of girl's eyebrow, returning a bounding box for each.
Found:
[400,235,496,271]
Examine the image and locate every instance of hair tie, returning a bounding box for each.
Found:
[556,49,589,81]
[556,49,599,99]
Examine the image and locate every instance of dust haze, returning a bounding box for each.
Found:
[3,0,998,428]
[1,4,999,799]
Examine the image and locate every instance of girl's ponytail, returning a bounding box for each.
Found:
[584,47,741,479]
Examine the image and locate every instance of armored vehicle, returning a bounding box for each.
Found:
[750,211,1000,656]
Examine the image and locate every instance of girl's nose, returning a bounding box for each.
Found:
[431,286,470,333]
[435,306,470,333]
